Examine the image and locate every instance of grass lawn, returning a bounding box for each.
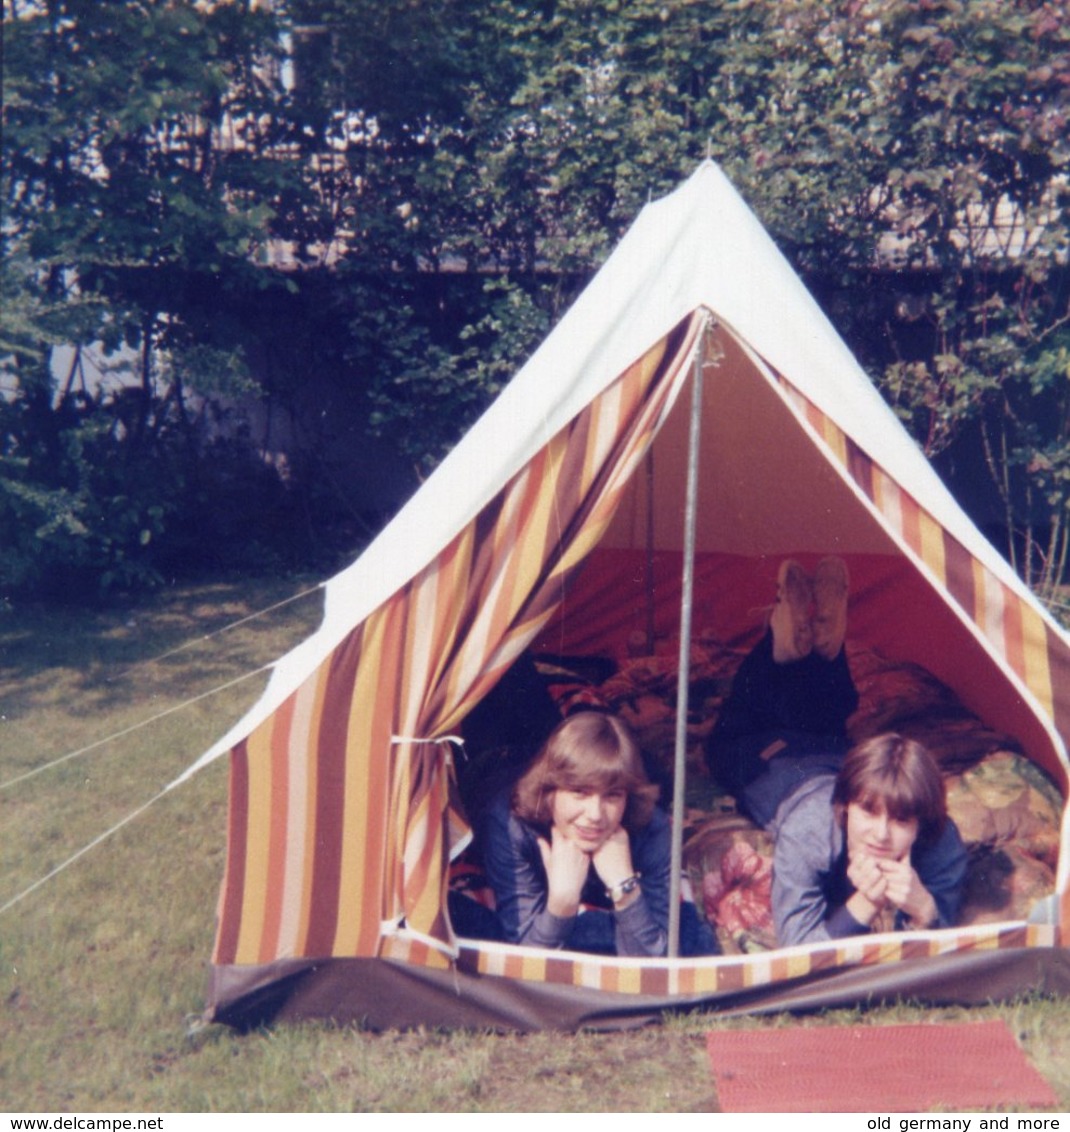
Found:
[2,578,1068,1113]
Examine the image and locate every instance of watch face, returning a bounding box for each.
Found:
[608,875,641,902]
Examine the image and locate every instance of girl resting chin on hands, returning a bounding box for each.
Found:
[479,711,718,957]
[771,733,968,947]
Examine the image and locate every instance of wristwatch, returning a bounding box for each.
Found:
[606,873,642,904]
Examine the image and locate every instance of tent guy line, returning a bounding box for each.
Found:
[0,665,272,792]
[0,659,289,913]
[102,581,325,685]
[2,577,324,793]
[0,780,182,917]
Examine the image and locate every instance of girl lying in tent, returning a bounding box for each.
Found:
[705,558,968,946]
[772,732,967,945]
[478,711,720,957]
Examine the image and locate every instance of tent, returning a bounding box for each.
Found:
[199,161,1070,1031]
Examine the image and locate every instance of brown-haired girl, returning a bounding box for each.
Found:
[771,733,967,946]
[479,711,718,956]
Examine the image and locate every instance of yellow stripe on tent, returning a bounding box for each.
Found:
[258,696,294,964]
[333,609,396,956]
[277,675,318,958]
[1020,600,1055,718]
[970,555,990,633]
[917,506,947,581]
[233,720,275,965]
[294,661,329,957]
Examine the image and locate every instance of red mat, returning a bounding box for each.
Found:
[706,1020,1058,1112]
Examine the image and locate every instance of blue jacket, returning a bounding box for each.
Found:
[479,793,673,956]
[770,775,969,947]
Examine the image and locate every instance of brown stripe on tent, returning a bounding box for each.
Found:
[706,958,746,994]
[899,936,938,962]
[804,943,848,974]
[213,739,250,965]
[636,964,670,997]
[942,529,978,631]
[303,637,361,956]
[343,609,405,955]
[844,431,877,502]
[1001,924,1031,949]
[896,482,924,558]
[544,954,578,987]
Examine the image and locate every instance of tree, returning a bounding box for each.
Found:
[824,1,1070,603]
[433,0,1070,602]
[1,0,307,594]
[3,0,1068,605]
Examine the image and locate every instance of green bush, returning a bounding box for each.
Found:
[0,383,306,601]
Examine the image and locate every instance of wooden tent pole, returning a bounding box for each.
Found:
[667,313,710,956]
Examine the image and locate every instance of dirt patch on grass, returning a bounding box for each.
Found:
[476,1028,719,1112]
[327,1026,721,1112]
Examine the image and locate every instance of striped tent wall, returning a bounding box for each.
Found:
[212,313,706,969]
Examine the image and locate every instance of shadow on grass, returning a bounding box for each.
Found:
[0,577,322,724]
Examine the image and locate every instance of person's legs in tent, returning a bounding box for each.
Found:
[706,557,858,827]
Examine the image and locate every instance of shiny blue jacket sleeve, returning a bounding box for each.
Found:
[480,796,671,957]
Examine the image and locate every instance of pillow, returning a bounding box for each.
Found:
[683,812,776,954]
[946,751,1063,871]
[846,644,1020,771]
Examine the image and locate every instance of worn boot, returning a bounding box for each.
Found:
[769,559,813,663]
[812,555,849,660]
